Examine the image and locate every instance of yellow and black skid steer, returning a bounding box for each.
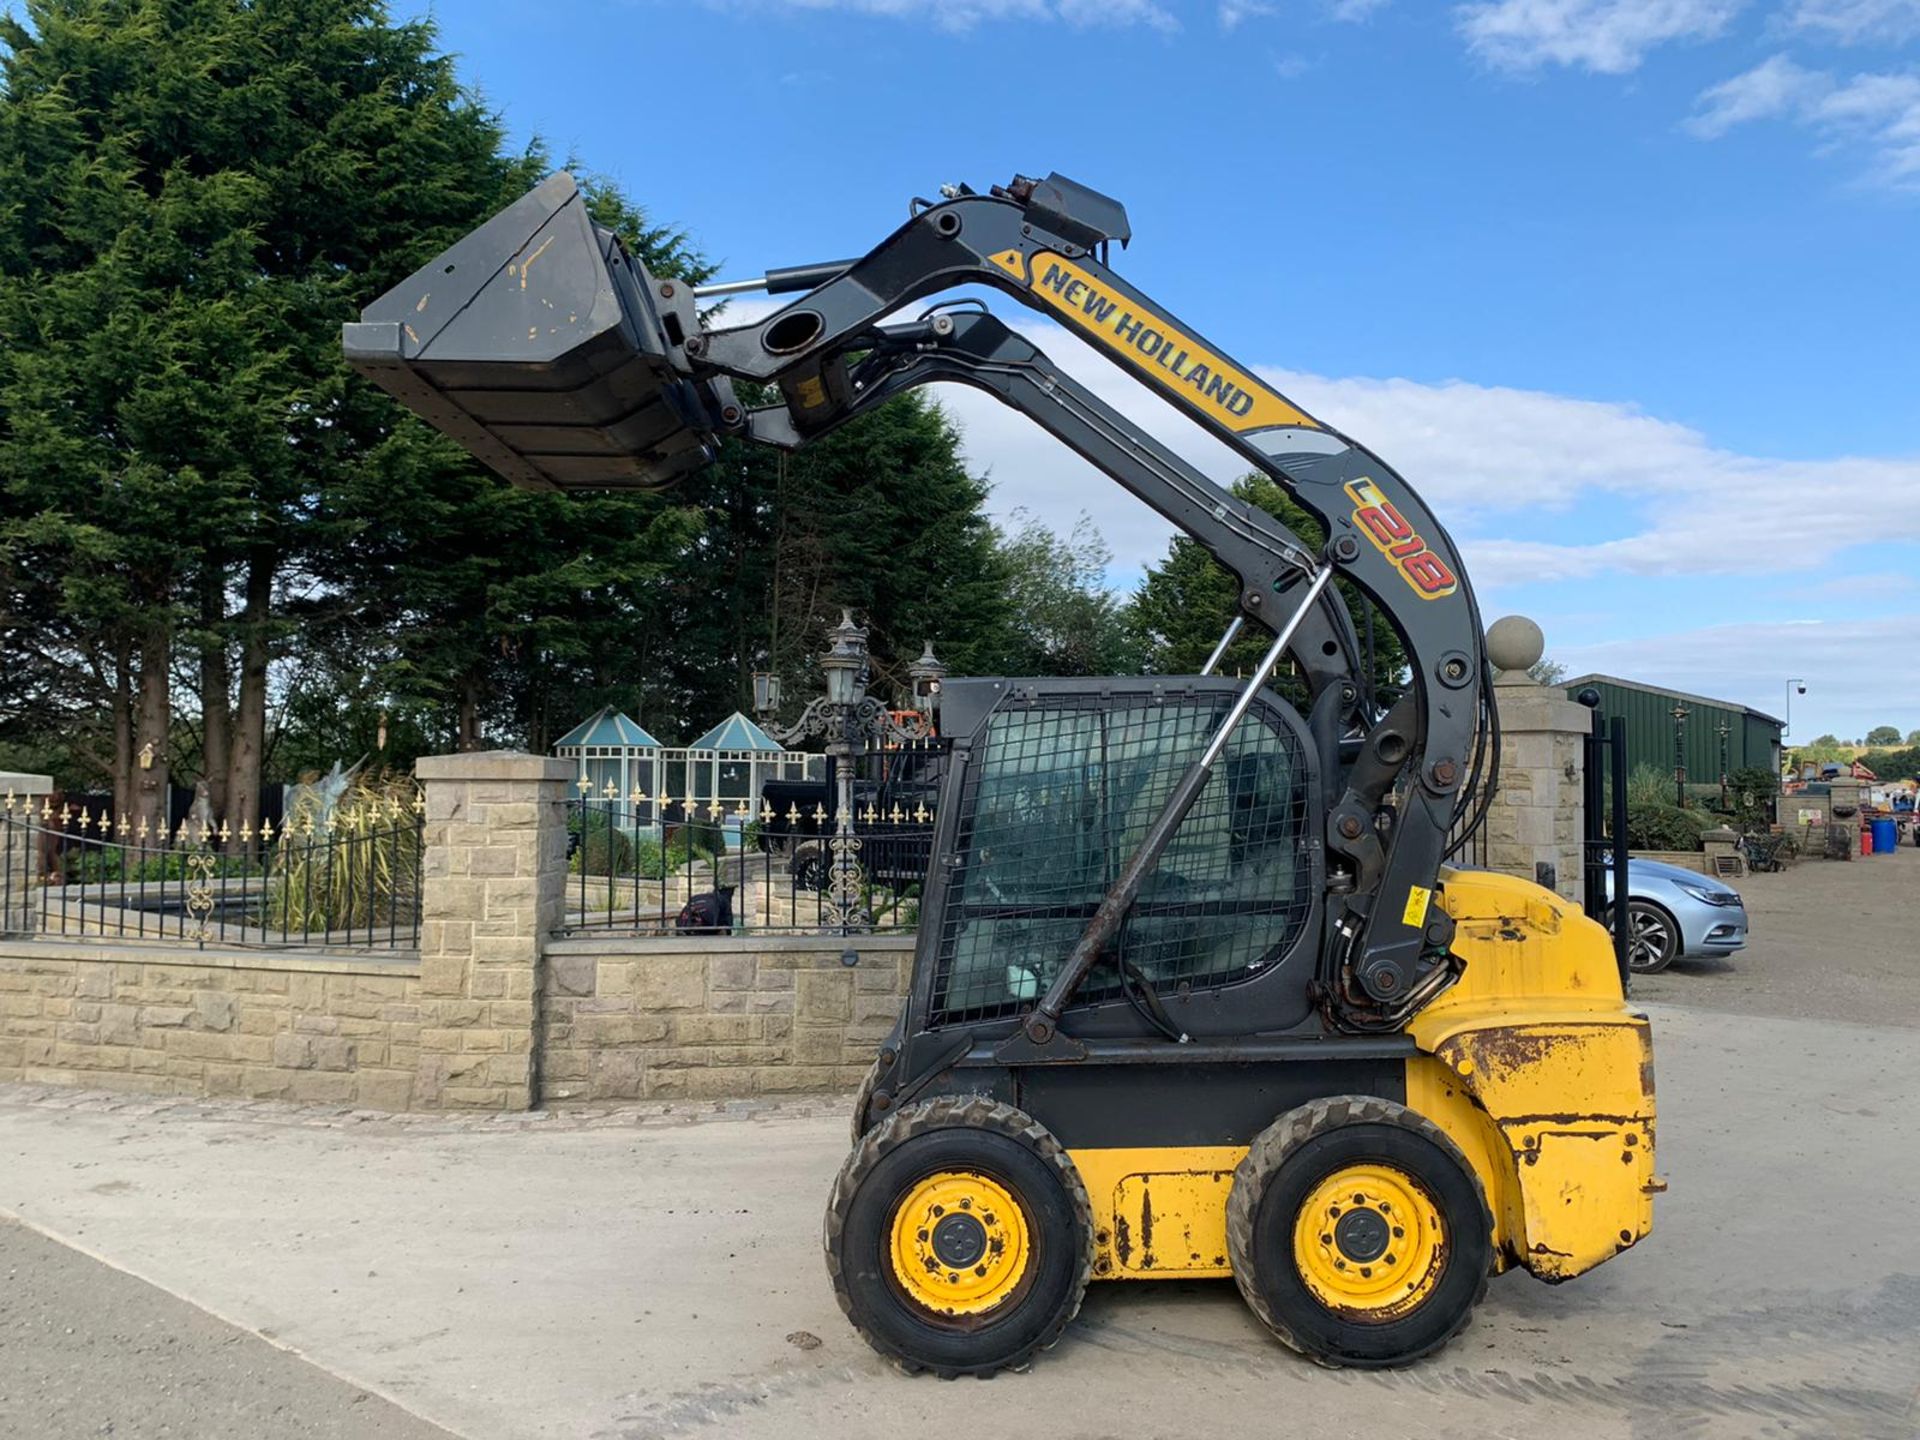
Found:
[347,170,1660,1376]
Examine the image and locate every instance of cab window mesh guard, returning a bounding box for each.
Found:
[932,694,1312,1025]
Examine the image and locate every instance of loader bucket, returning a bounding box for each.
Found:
[343,172,727,492]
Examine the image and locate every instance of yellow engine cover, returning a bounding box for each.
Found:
[1063,871,1657,1289]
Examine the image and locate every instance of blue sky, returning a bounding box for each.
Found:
[410,0,1919,741]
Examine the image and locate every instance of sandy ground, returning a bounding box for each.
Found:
[1,996,1918,1440]
[1635,836,1920,1026]
[1,846,1918,1440]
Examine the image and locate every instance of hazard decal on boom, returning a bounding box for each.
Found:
[1345,479,1458,600]
[986,249,1320,436]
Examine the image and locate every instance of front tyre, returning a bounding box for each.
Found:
[1227,1096,1492,1368]
[823,1096,1093,1377]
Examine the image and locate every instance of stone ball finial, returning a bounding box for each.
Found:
[1486,615,1545,676]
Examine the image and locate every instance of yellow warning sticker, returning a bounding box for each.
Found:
[1402,884,1432,928]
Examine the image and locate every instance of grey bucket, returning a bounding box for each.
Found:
[343,172,730,492]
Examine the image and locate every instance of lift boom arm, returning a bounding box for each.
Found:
[344,170,1494,1029]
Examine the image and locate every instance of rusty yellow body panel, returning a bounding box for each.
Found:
[1070,1147,1244,1279]
[1409,868,1659,1281]
[1061,871,1656,1292]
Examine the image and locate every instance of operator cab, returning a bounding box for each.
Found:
[922,676,1324,1040]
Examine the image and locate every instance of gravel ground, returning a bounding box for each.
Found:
[0,1218,454,1440]
[1633,837,1920,1026]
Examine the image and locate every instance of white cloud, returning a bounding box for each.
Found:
[881,310,1920,596]
[1554,615,1920,738]
[703,299,1920,618]
[1690,57,1920,184]
[1457,0,1745,74]
[1686,53,1825,136]
[1218,0,1275,29]
[1272,50,1315,76]
[705,0,1178,30]
[1330,0,1391,17]
[1786,0,1920,43]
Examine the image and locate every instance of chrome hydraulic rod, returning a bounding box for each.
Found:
[1021,567,1335,1046]
[1198,615,1244,677]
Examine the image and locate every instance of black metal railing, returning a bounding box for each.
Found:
[0,797,424,952]
[562,794,932,936]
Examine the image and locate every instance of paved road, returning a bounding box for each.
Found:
[1,998,1917,1440]
[0,1217,453,1440]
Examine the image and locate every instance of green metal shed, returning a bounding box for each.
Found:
[1562,674,1785,786]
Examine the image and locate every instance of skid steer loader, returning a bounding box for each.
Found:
[346,171,1659,1376]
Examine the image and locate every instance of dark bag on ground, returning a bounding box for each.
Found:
[675,885,736,934]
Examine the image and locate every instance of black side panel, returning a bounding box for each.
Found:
[1013,1060,1406,1148]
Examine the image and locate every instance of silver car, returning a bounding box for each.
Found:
[1602,858,1749,974]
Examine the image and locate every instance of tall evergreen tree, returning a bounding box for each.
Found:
[1128,473,1408,705]
[0,0,544,827]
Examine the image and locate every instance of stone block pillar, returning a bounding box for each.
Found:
[1,773,54,936]
[414,752,572,1110]
[1480,620,1590,906]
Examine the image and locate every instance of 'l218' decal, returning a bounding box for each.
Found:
[1345,479,1458,599]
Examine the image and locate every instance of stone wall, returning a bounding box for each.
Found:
[414,751,572,1109]
[1484,677,1590,905]
[0,751,903,1110]
[0,940,425,1106]
[538,934,910,1104]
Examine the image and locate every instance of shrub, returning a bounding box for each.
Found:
[1626,800,1713,852]
[575,826,635,877]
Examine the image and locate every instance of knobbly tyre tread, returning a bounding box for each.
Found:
[823,1094,1095,1378]
[1225,1094,1492,1369]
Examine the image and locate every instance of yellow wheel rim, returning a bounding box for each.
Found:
[1291,1163,1446,1321]
[887,1170,1031,1318]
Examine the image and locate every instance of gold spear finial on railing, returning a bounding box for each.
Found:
[3,790,13,812]
[239,820,252,844]
[260,815,275,844]
[300,812,315,838]
[786,804,800,824]
[219,820,232,844]
[761,802,775,824]
[601,779,618,799]
[914,801,930,824]
[890,803,904,824]
[577,775,592,795]
[411,789,426,814]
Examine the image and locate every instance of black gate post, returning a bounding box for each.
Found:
[1574,688,1632,990]
[1610,715,1630,991]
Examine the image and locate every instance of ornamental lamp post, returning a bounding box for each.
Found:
[751,670,782,719]
[753,611,935,932]
[908,640,947,721]
[1671,702,1691,809]
[821,611,867,710]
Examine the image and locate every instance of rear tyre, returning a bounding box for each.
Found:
[1624,899,1678,974]
[1227,1095,1491,1369]
[849,1057,883,1146]
[824,1096,1093,1377]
